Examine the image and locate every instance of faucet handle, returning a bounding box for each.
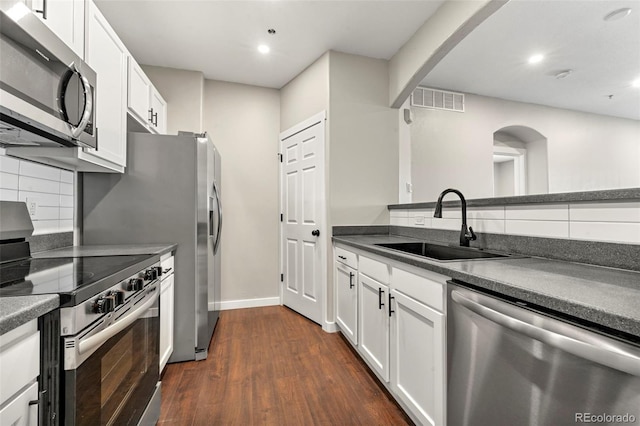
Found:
[468,226,477,241]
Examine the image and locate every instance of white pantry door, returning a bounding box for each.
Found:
[280,112,326,325]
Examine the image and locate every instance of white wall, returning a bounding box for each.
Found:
[329,51,398,225]
[411,93,640,201]
[398,98,412,203]
[203,80,281,304]
[0,151,74,235]
[142,65,204,134]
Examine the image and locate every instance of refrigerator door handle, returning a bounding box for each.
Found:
[451,289,640,376]
[212,180,222,255]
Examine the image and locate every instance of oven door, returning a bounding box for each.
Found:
[63,285,159,426]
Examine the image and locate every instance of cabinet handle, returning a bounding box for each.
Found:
[148,108,154,123]
[378,288,385,309]
[152,112,158,127]
[35,0,47,19]
[389,294,395,317]
[349,272,354,289]
[338,255,347,260]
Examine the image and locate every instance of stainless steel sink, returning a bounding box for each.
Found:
[375,242,511,261]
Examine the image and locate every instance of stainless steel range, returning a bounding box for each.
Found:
[0,201,162,425]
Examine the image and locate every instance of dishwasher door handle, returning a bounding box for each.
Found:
[451,289,640,376]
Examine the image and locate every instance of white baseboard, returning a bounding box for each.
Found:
[209,297,280,311]
[323,322,339,333]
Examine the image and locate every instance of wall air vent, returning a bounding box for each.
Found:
[411,87,464,112]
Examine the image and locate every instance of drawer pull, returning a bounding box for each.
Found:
[349,272,354,289]
[338,255,347,260]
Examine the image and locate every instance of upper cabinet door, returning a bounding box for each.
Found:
[149,87,167,134]
[29,0,85,57]
[84,0,127,168]
[127,58,152,126]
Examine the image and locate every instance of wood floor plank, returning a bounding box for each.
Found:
[160,306,413,425]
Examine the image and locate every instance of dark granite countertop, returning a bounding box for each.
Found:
[333,234,640,340]
[32,244,177,258]
[0,295,59,336]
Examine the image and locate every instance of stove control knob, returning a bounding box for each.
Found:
[145,269,158,281]
[128,278,144,291]
[112,290,125,306]
[93,296,115,314]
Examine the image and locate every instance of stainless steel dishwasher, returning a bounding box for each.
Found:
[447,281,640,426]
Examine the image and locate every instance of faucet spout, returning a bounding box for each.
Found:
[433,188,477,247]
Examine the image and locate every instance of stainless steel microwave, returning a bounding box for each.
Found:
[0,1,97,149]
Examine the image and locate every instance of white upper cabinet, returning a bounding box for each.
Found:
[83,0,127,169]
[27,0,85,57]
[128,58,167,134]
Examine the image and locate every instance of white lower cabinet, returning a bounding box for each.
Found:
[159,255,175,373]
[334,244,446,426]
[390,289,444,426]
[358,274,390,381]
[0,320,40,426]
[335,261,358,345]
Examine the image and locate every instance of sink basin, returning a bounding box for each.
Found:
[375,242,511,261]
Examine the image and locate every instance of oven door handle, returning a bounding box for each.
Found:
[78,288,157,355]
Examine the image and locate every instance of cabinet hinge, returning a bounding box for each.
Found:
[280,273,284,282]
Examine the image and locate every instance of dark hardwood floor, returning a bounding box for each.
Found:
[159,306,413,425]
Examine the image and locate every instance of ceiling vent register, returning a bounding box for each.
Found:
[411,87,464,112]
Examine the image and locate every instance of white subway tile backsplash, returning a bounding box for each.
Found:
[60,183,73,195]
[0,172,19,189]
[0,188,18,201]
[19,161,61,181]
[19,175,60,194]
[570,222,640,244]
[0,153,74,235]
[431,218,460,231]
[33,220,60,234]
[18,191,60,207]
[506,220,570,238]
[60,195,74,207]
[506,204,569,221]
[59,207,73,220]
[469,218,505,234]
[0,156,19,174]
[570,202,640,223]
[468,207,505,220]
[60,170,74,184]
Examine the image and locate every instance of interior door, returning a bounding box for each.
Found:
[280,114,326,325]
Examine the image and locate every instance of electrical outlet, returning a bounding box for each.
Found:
[414,215,425,225]
[27,199,37,217]
[406,182,413,193]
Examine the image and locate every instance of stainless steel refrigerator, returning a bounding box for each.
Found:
[82,132,222,362]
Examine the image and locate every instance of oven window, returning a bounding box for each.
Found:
[67,307,158,426]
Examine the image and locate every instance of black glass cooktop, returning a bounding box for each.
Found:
[0,255,155,306]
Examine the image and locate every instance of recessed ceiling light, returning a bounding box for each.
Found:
[528,54,544,64]
[632,78,640,88]
[604,8,632,21]
[258,44,270,54]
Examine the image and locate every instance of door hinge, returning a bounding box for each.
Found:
[280,273,284,282]
[280,213,283,222]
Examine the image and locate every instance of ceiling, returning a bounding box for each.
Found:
[421,0,640,120]
[95,0,444,89]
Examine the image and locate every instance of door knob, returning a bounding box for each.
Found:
[311,229,320,237]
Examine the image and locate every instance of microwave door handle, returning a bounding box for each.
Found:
[77,288,157,355]
[212,180,222,255]
[66,63,93,139]
[451,290,640,376]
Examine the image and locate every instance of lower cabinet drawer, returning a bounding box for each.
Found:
[0,322,40,405]
[0,381,38,426]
